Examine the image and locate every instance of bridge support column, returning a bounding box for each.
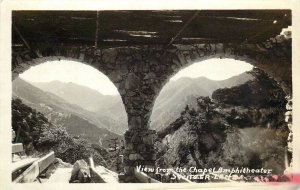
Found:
[121,129,157,182]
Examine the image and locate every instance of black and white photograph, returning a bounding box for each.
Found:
[1,0,300,189]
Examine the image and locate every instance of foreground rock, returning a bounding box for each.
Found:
[69,159,91,183]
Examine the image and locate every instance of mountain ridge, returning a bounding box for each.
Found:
[17,71,253,133]
[12,78,123,141]
[30,80,121,112]
[150,72,254,130]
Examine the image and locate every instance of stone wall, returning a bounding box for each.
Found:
[123,129,156,179]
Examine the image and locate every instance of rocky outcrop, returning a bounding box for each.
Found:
[212,68,287,109]
[156,98,232,172]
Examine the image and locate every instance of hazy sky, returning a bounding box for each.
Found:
[20,59,253,95]
[170,59,253,80]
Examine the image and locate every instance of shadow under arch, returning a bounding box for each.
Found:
[13,57,129,133]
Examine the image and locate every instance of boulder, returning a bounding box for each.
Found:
[69,159,91,183]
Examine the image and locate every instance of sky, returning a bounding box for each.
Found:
[170,59,253,81]
[20,59,253,95]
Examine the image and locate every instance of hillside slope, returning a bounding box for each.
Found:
[13,78,122,144]
[30,80,128,133]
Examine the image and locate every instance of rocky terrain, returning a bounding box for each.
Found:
[155,68,289,179]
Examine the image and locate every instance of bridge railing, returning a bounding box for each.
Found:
[12,143,24,154]
[13,151,55,183]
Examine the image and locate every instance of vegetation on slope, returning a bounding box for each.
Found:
[12,98,108,166]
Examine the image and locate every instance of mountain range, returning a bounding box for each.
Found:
[13,72,253,138]
[31,80,128,133]
[150,72,253,130]
[31,81,122,113]
[12,78,122,147]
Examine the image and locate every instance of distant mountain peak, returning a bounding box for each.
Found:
[173,72,253,83]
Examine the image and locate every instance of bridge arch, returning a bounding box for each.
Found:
[12,55,125,99]
[12,31,292,129]
[14,58,129,134]
[148,53,291,177]
[146,37,291,126]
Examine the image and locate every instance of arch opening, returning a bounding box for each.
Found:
[12,60,128,169]
[151,58,289,177]
[150,58,257,130]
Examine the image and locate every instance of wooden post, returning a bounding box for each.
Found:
[15,125,21,143]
